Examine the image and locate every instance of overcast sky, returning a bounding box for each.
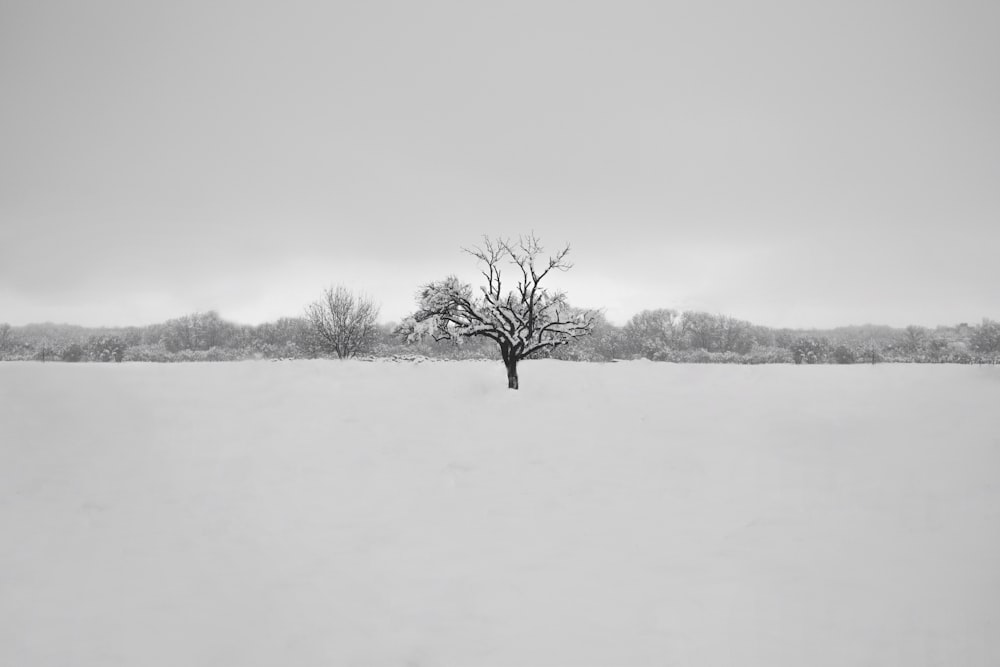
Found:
[1,0,997,329]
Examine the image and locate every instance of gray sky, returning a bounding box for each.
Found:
[2,0,998,329]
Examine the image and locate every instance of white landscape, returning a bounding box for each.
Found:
[1,360,998,666]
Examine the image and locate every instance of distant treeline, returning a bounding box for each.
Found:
[2,310,999,364]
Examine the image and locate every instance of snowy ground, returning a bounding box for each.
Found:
[1,360,999,666]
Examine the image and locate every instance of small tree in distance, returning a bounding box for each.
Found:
[306,286,380,359]
[397,235,595,389]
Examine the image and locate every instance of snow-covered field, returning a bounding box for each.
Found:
[2,360,999,666]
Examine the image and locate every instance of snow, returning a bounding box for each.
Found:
[2,360,999,666]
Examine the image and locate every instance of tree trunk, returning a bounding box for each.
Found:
[506,358,519,390]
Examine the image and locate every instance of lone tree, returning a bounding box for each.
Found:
[306,286,380,359]
[398,235,595,389]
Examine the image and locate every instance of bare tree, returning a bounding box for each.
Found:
[305,286,380,359]
[623,309,680,358]
[901,325,928,354]
[397,235,595,389]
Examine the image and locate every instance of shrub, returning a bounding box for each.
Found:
[832,345,856,364]
[60,343,85,362]
[87,335,127,362]
[791,337,830,364]
[122,344,172,362]
[746,346,794,364]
